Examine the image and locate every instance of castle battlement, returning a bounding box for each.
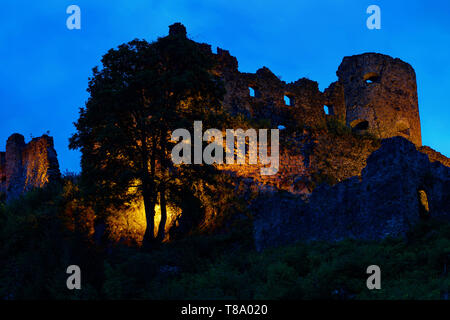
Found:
[208,46,421,146]
[188,31,425,192]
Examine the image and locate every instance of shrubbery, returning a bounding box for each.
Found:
[1,179,449,300]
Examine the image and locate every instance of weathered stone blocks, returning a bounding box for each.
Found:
[337,53,422,146]
[0,133,60,200]
[253,137,450,250]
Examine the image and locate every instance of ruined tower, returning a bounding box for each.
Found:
[337,53,422,146]
[0,134,60,200]
[5,134,27,198]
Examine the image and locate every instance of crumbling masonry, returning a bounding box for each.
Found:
[173,23,426,192]
[1,24,448,247]
[0,134,60,200]
[0,24,445,203]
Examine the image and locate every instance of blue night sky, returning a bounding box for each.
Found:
[1,0,449,173]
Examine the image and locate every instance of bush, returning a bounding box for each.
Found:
[1,180,450,300]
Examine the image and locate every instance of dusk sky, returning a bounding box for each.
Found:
[1,0,449,173]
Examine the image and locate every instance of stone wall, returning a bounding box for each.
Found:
[218,145,309,193]
[0,133,60,200]
[418,146,450,168]
[193,30,426,193]
[216,128,381,195]
[337,53,422,146]
[253,137,450,251]
[214,49,336,130]
[210,43,421,147]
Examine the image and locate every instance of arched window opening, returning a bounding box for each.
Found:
[418,189,430,219]
[284,95,293,106]
[249,87,261,98]
[351,119,369,132]
[364,72,380,84]
[324,105,334,115]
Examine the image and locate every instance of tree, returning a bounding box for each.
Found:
[69,23,227,246]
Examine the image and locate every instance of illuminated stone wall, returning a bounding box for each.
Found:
[210,45,421,146]
[0,133,60,200]
[337,53,422,146]
[199,37,426,193]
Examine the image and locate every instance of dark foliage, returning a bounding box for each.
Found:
[1,180,449,300]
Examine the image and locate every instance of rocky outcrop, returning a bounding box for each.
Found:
[0,133,60,201]
[253,137,450,251]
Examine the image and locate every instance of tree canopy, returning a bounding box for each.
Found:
[70,24,229,246]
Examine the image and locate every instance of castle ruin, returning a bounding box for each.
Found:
[1,24,448,247]
[208,42,422,146]
[0,133,60,200]
[170,22,426,192]
[337,53,421,146]
[0,24,444,201]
